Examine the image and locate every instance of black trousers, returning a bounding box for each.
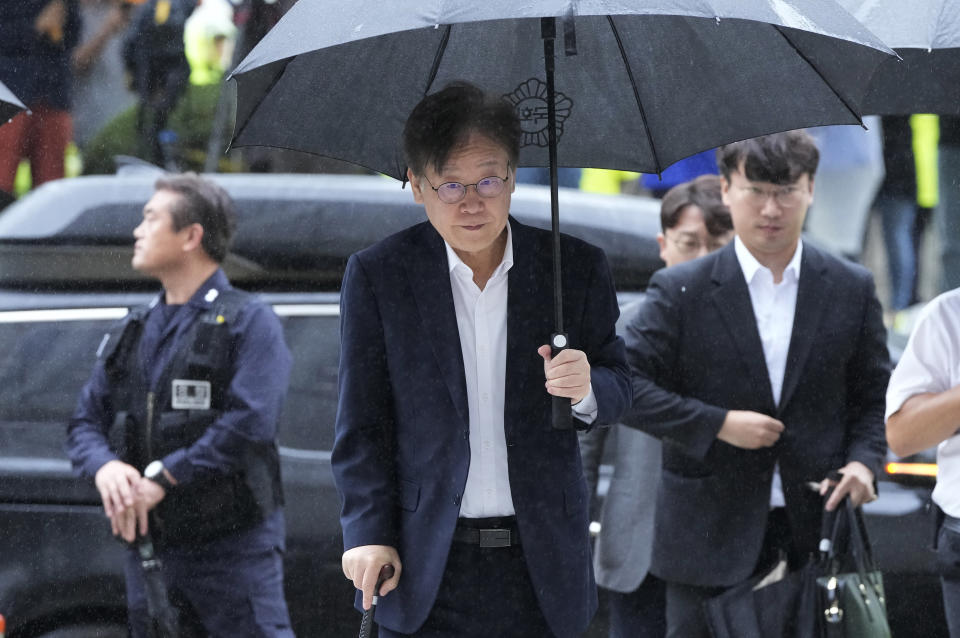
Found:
[665,507,798,638]
[379,532,554,637]
[938,516,960,637]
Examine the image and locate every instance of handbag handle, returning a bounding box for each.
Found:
[824,497,879,577]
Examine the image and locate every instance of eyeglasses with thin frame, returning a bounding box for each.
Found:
[738,184,805,208]
[423,169,511,204]
[666,232,727,256]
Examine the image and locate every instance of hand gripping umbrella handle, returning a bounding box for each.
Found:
[551,333,573,430]
[358,564,395,638]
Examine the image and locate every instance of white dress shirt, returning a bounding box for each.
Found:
[734,236,803,508]
[446,221,596,518]
[886,288,960,517]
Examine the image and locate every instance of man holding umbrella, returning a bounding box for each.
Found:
[332,82,630,637]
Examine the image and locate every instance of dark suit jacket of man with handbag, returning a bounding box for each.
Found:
[332,83,631,638]
[623,131,890,638]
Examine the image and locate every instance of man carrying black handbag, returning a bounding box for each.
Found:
[623,131,890,638]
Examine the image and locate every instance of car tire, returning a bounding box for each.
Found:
[36,624,127,638]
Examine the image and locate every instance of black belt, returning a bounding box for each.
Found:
[452,517,521,548]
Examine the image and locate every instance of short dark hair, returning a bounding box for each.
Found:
[154,172,236,263]
[403,81,521,178]
[660,174,732,237]
[716,130,819,185]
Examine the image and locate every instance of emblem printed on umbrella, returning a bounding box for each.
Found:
[504,79,572,148]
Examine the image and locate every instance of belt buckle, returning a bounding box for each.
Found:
[478,528,511,548]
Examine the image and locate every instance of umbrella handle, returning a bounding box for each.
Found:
[818,471,844,554]
[550,333,573,430]
[358,564,395,638]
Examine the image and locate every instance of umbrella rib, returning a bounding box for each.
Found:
[606,15,662,175]
[394,23,452,180]
[772,26,866,129]
[230,59,294,152]
[423,24,453,97]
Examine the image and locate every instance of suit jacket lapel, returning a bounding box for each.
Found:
[505,219,551,432]
[778,245,830,413]
[710,245,777,413]
[404,223,469,429]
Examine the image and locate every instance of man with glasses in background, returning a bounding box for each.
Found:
[622,131,889,638]
[580,173,732,638]
[332,81,630,637]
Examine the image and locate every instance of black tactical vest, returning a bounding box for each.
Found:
[100,289,283,546]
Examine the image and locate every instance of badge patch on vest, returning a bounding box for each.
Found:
[171,379,212,410]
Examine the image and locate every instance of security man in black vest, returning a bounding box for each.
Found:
[66,173,294,637]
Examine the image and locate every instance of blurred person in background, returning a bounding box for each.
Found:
[875,115,920,312]
[122,0,195,168]
[936,116,960,294]
[579,174,733,638]
[71,0,136,151]
[0,0,82,197]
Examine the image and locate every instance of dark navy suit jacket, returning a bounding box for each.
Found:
[623,241,889,588]
[332,218,630,636]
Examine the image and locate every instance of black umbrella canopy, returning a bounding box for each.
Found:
[229,1,894,429]
[230,0,894,179]
[840,0,960,115]
[0,79,26,124]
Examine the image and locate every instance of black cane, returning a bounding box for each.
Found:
[358,564,395,638]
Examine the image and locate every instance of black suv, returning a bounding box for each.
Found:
[0,172,661,637]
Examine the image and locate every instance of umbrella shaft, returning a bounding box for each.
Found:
[541,18,563,334]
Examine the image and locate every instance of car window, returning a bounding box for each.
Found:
[0,314,118,424]
[275,308,340,452]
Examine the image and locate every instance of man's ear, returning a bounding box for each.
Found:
[720,176,732,207]
[182,223,205,253]
[408,168,424,204]
[656,232,668,262]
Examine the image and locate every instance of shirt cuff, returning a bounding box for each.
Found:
[571,384,598,424]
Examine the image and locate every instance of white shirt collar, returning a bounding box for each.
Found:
[733,235,803,284]
[444,220,514,277]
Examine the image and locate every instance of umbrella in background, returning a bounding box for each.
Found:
[228,1,894,427]
[840,0,960,115]
[0,79,25,124]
